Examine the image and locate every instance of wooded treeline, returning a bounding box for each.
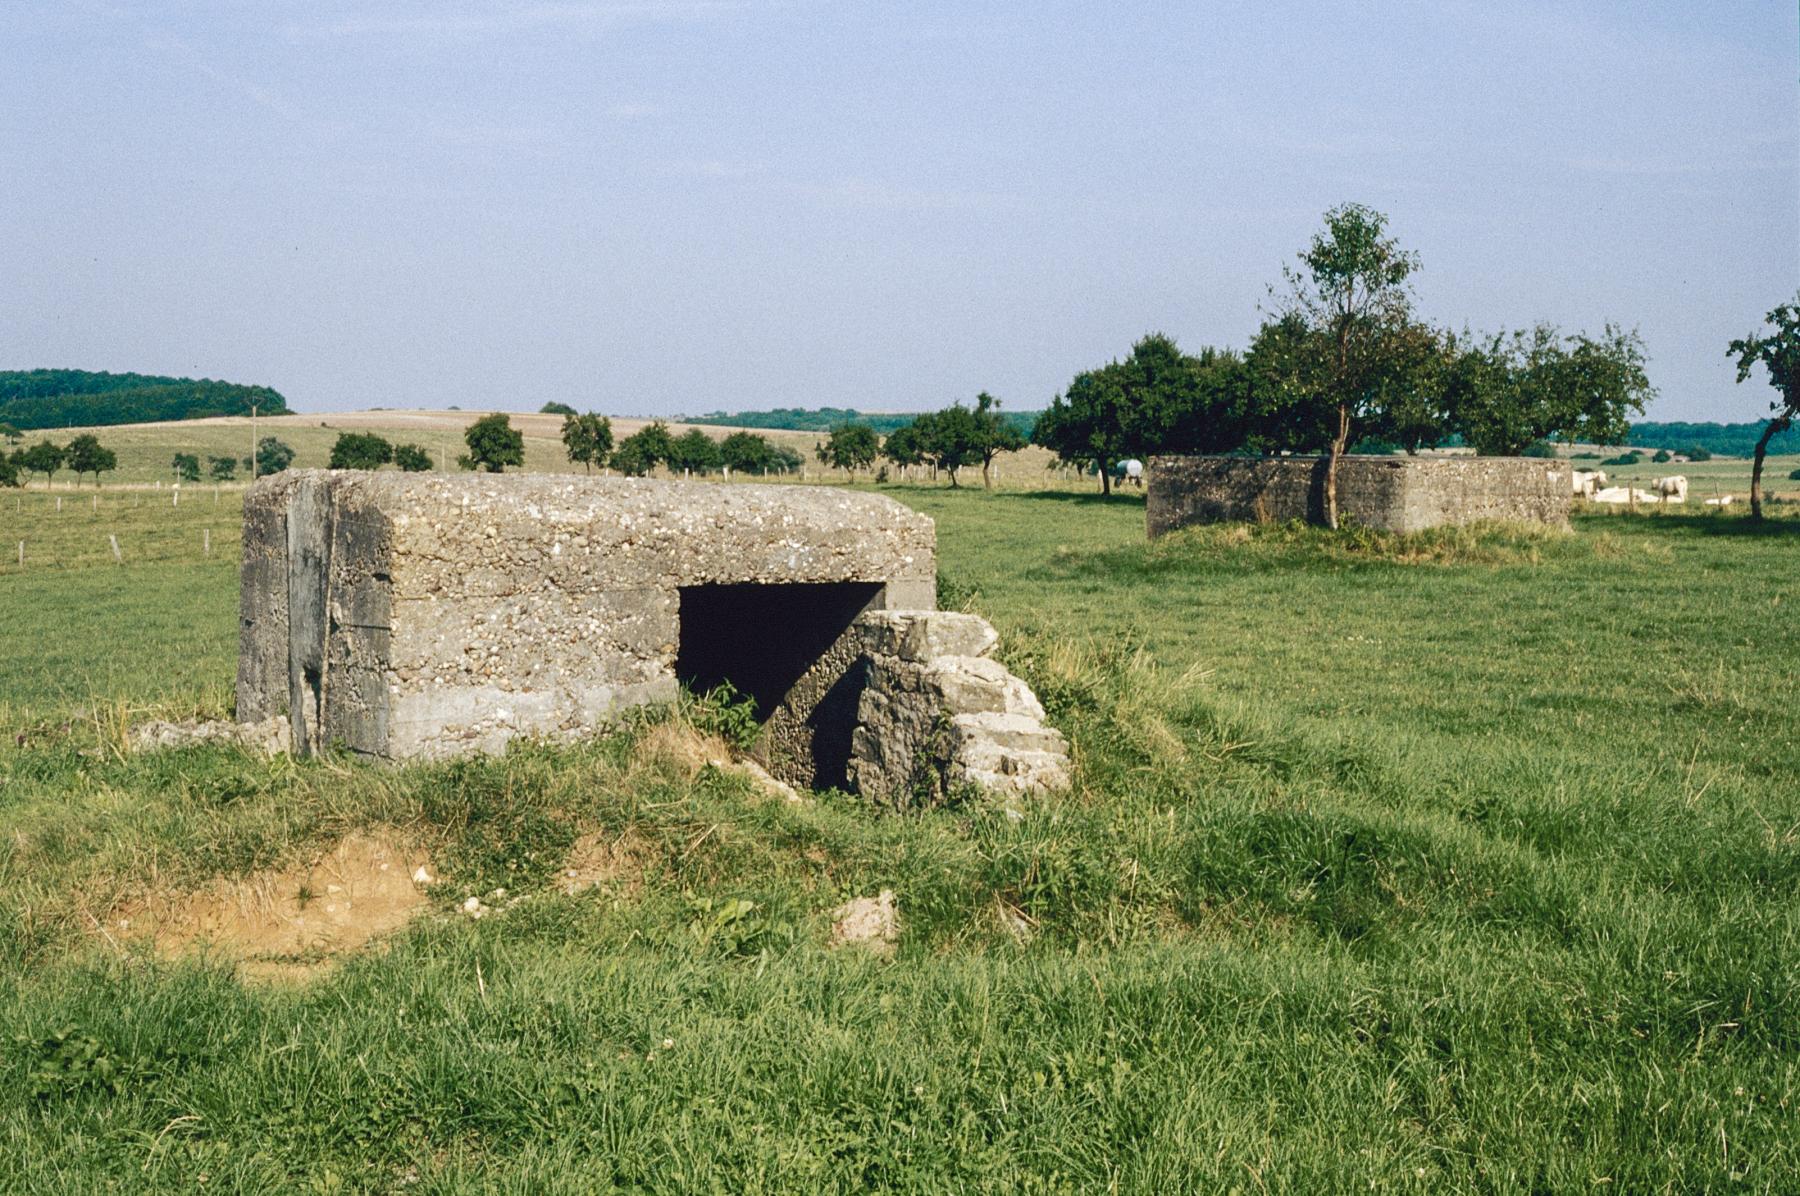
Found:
[0,370,289,430]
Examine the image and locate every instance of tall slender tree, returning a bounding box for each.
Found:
[1728,295,1800,521]
[1269,203,1423,529]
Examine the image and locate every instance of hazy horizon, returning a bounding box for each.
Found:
[5,1,1795,422]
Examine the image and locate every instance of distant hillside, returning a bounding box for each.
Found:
[688,406,1038,437]
[0,369,290,431]
[1622,420,1800,458]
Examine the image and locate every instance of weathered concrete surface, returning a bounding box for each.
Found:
[848,611,1071,804]
[1146,455,1571,536]
[238,472,936,772]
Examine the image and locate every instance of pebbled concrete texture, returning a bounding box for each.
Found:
[1146,455,1571,536]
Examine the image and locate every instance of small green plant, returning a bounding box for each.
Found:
[684,894,769,957]
[684,681,762,752]
[936,572,979,612]
[17,1027,140,1101]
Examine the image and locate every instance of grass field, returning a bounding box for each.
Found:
[0,477,1796,1192]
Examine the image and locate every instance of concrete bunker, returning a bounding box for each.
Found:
[1146,454,1571,537]
[236,471,1067,799]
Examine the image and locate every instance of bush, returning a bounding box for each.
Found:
[1788,468,1800,481]
[1686,445,1713,462]
[1651,449,1671,463]
[539,402,578,416]
[1601,451,1641,466]
[1520,442,1557,458]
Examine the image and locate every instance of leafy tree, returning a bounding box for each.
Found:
[17,441,66,487]
[540,401,579,416]
[0,450,21,488]
[209,455,238,482]
[1728,295,1800,520]
[770,444,803,474]
[329,431,395,470]
[560,413,614,473]
[815,423,879,480]
[1266,203,1426,528]
[915,407,984,487]
[881,422,926,478]
[719,431,782,475]
[1034,368,1130,494]
[1442,324,1652,457]
[1685,445,1713,462]
[968,392,1027,488]
[458,414,524,473]
[667,429,723,475]
[64,434,117,485]
[254,437,296,476]
[1651,449,1672,463]
[1035,333,1245,493]
[171,452,201,483]
[393,443,433,472]
[0,423,20,442]
[611,423,674,476]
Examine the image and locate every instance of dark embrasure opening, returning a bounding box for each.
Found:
[674,581,884,722]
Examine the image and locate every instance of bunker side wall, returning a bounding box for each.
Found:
[1147,456,1570,536]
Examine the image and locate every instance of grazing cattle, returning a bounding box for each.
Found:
[1571,468,1607,498]
[1704,495,1734,507]
[1114,459,1144,487]
[1652,475,1688,503]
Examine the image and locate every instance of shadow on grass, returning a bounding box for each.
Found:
[1576,510,1800,538]
[1002,489,1147,508]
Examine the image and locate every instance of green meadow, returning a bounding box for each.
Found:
[0,482,1795,1192]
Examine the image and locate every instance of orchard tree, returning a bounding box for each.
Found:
[209,455,238,482]
[0,450,20,488]
[1034,367,1130,494]
[393,443,433,472]
[458,414,524,473]
[1728,294,1800,520]
[611,423,674,476]
[881,422,926,479]
[329,431,395,470]
[719,431,778,475]
[667,429,722,475]
[540,401,578,416]
[970,393,1027,488]
[254,437,296,476]
[64,434,117,485]
[1269,203,1424,529]
[915,406,984,487]
[1444,324,1651,457]
[816,423,879,480]
[18,441,66,487]
[0,423,21,443]
[560,413,614,473]
[1035,334,1234,494]
[171,452,202,483]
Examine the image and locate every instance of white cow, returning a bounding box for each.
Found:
[1652,475,1688,503]
[1115,459,1144,487]
[1592,486,1659,505]
[1704,495,1734,507]
[1571,468,1607,498]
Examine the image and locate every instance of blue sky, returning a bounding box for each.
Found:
[3,1,1795,420]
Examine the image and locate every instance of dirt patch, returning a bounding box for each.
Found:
[557,829,650,896]
[106,831,431,978]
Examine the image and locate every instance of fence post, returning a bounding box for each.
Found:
[16,541,22,568]
[204,528,211,556]
[56,496,62,512]
[109,534,122,565]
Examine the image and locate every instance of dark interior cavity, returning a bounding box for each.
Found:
[675,581,884,721]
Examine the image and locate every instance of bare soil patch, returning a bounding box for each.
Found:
[106,831,431,977]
